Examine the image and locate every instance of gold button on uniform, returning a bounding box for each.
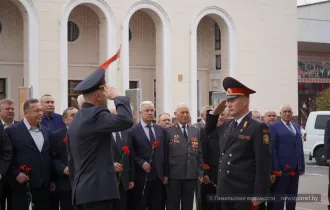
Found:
[219,169,222,172]
[227,170,230,174]
[229,154,232,157]
[228,162,230,165]
[222,153,224,156]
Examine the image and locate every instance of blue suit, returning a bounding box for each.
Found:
[268,120,305,210]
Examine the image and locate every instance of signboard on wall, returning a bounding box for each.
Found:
[18,86,33,121]
[211,92,226,107]
[125,88,141,124]
[298,52,330,83]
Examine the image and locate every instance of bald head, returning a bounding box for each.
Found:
[264,109,277,125]
[174,103,190,125]
[139,101,155,124]
[280,104,293,122]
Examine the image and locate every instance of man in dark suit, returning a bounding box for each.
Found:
[268,104,305,210]
[6,99,52,210]
[51,107,78,210]
[66,69,134,210]
[193,105,212,210]
[166,103,203,210]
[130,101,168,210]
[0,98,17,210]
[109,107,135,210]
[324,119,330,210]
[0,119,13,210]
[202,110,228,210]
[206,77,272,210]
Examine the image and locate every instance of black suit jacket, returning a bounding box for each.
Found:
[50,127,71,192]
[324,119,330,160]
[131,122,168,181]
[67,96,133,205]
[0,122,12,177]
[112,130,135,190]
[6,121,52,189]
[202,128,220,182]
[206,111,271,198]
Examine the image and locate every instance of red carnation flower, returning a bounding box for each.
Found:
[203,164,210,170]
[122,146,130,155]
[152,141,159,149]
[63,137,67,143]
[289,171,296,176]
[285,164,291,169]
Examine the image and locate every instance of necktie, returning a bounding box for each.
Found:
[147,124,156,143]
[115,132,122,149]
[182,125,188,139]
[286,122,295,135]
[231,121,238,131]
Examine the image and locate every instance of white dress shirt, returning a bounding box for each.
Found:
[141,121,156,141]
[112,131,122,142]
[23,119,44,152]
[281,119,297,135]
[177,122,189,136]
[1,119,14,129]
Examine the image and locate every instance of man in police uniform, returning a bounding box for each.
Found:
[206,77,272,210]
[166,103,203,210]
[67,69,134,210]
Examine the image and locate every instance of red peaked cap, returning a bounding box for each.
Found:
[223,77,256,99]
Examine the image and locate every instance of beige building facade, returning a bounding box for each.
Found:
[0,0,297,123]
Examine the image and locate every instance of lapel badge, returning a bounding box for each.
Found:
[238,135,250,140]
[240,121,248,132]
[171,134,180,144]
[262,133,270,144]
[190,137,198,151]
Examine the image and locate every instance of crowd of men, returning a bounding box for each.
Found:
[0,68,306,210]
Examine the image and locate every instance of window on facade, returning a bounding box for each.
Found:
[314,115,330,130]
[0,79,6,99]
[215,23,221,50]
[68,21,79,42]
[68,80,82,108]
[0,22,2,34]
[129,81,139,89]
[216,55,221,70]
[129,29,132,42]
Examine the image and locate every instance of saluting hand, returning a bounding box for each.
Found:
[114,162,123,172]
[104,86,120,100]
[212,100,226,115]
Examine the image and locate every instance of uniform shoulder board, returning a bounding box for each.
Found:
[251,116,263,123]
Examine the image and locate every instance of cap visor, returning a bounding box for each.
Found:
[226,95,239,99]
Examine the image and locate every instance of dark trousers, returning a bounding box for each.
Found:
[133,179,163,210]
[126,190,134,210]
[59,190,74,210]
[74,200,116,210]
[114,183,127,210]
[195,180,202,210]
[221,201,252,210]
[50,191,60,210]
[167,179,196,210]
[201,182,221,210]
[328,166,330,210]
[161,184,167,210]
[11,185,50,210]
[0,180,12,210]
[268,174,299,210]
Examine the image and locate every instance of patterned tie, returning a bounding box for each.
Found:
[147,124,155,143]
[286,122,295,135]
[182,125,188,139]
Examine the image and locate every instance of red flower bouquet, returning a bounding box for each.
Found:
[142,141,159,195]
[20,165,34,209]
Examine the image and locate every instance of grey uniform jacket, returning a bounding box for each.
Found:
[165,123,203,180]
[67,96,133,205]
